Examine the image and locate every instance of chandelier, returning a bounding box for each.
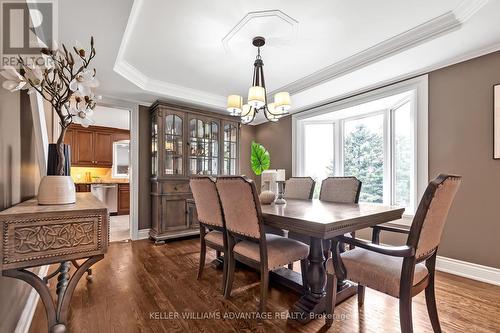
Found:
[226,36,291,124]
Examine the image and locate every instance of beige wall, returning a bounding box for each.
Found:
[239,124,256,182]
[253,51,500,269]
[426,51,500,268]
[138,105,152,230]
[0,88,40,332]
[253,115,293,190]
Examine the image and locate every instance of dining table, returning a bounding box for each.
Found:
[260,199,405,323]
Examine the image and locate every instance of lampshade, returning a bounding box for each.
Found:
[274,92,291,113]
[248,86,266,108]
[226,95,242,115]
[265,103,280,122]
[241,104,255,123]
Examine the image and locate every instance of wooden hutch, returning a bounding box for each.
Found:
[150,101,240,242]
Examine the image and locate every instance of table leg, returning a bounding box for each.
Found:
[290,237,327,323]
[2,255,103,333]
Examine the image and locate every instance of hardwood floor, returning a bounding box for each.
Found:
[29,239,500,333]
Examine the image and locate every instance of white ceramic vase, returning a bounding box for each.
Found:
[38,175,76,205]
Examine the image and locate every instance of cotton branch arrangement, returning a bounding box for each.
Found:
[0,37,99,175]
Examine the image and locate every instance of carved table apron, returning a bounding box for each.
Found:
[261,199,404,323]
[0,193,109,333]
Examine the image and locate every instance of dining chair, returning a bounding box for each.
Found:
[319,176,362,203]
[283,177,316,200]
[190,177,228,294]
[216,176,309,312]
[284,177,315,269]
[324,174,462,332]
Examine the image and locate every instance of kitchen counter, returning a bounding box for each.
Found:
[74,180,129,185]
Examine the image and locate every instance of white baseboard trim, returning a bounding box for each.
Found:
[15,265,49,333]
[137,228,151,240]
[436,256,500,286]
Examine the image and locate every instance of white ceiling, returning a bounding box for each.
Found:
[57,0,500,123]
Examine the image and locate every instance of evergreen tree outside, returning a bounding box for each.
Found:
[342,121,384,203]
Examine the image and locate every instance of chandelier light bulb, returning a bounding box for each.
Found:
[226,95,243,115]
[248,86,266,109]
[274,92,291,113]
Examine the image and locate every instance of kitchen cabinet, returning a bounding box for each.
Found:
[149,101,240,243]
[75,184,91,192]
[117,183,130,215]
[65,125,129,167]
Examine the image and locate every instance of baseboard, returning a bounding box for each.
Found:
[436,256,500,286]
[137,228,151,240]
[15,265,49,333]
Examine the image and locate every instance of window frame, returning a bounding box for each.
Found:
[293,75,428,225]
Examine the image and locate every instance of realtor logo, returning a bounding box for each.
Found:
[1,0,57,68]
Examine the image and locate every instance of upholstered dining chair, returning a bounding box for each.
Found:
[289,176,362,262]
[216,176,309,312]
[190,177,228,294]
[324,174,462,332]
[283,177,316,200]
[319,176,362,204]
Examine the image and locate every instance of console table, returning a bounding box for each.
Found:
[0,193,109,333]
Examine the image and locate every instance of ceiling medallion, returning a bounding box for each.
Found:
[226,36,291,124]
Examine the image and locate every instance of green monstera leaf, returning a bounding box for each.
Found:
[251,141,270,176]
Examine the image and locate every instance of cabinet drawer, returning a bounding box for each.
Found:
[162,181,190,193]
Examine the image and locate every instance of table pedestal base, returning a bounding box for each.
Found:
[2,255,103,333]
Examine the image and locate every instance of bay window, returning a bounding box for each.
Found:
[294,76,428,218]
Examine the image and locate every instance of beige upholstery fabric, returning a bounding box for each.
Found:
[284,177,315,200]
[204,230,224,246]
[327,248,428,298]
[216,177,261,238]
[234,234,309,270]
[320,177,361,203]
[416,177,461,259]
[190,177,224,227]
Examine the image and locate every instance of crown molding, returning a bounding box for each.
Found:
[221,9,298,52]
[114,0,226,110]
[270,0,490,96]
[115,0,489,115]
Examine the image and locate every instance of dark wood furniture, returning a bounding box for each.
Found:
[324,174,462,332]
[117,183,130,215]
[75,183,91,192]
[217,177,309,313]
[149,102,240,243]
[64,124,130,167]
[0,193,108,333]
[260,198,405,323]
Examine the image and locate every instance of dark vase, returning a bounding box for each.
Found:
[47,143,71,176]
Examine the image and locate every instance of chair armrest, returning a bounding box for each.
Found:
[371,224,410,234]
[371,224,410,244]
[335,235,415,257]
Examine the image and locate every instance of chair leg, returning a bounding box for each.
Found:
[349,231,356,250]
[425,275,442,333]
[300,259,308,292]
[224,249,235,299]
[357,284,365,307]
[221,250,228,295]
[325,272,337,327]
[216,250,221,258]
[259,270,269,313]
[197,238,206,280]
[399,294,414,333]
[288,263,293,270]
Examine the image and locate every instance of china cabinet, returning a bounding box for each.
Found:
[150,101,240,242]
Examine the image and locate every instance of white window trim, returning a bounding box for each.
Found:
[292,75,428,226]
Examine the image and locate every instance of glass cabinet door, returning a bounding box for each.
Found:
[164,114,183,175]
[189,118,219,175]
[223,123,238,175]
[151,114,158,176]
